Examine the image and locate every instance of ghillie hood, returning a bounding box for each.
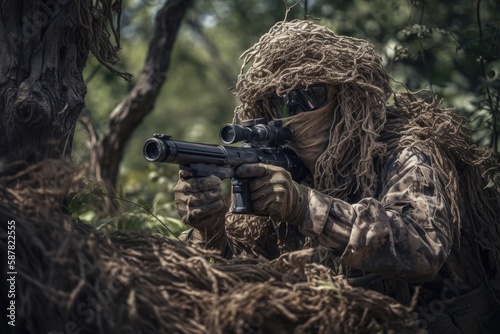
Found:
[234,20,389,200]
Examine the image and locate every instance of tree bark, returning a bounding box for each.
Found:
[0,0,85,169]
[0,0,125,173]
[93,0,193,189]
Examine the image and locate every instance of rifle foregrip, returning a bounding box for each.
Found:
[231,177,253,214]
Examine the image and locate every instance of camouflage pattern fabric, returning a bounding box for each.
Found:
[300,147,452,284]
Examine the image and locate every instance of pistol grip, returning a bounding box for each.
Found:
[231,177,253,214]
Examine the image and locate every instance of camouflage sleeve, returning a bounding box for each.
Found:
[299,147,454,283]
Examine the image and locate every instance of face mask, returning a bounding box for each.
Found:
[280,99,335,176]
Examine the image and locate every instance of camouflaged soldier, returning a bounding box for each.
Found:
[174,20,500,333]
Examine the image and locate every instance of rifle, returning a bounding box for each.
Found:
[143,118,306,214]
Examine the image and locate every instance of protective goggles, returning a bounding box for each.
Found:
[259,84,329,119]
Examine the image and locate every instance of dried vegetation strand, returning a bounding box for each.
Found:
[384,92,500,273]
[0,159,84,218]
[0,161,420,334]
[77,0,132,80]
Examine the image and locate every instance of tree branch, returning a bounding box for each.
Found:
[93,0,193,190]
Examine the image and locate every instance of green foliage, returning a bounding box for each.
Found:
[73,0,500,232]
[68,179,186,238]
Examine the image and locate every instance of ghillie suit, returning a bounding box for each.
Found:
[0,161,420,334]
[227,20,390,251]
[226,20,500,332]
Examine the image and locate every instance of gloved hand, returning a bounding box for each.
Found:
[173,170,227,232]
[235,163,309,224]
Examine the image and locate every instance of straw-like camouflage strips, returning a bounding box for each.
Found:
[232,19,500,282]
[0,162,421,334]
[384,92,500,271]
[234,20,390,201]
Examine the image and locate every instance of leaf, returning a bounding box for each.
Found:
[484,173,500,189]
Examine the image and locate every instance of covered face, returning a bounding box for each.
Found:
[233,20,391,199]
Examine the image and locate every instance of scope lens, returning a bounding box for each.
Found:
[220,126,236,144]
[144,141,161,160]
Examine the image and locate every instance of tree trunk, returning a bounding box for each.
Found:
[0,0,126,172]
[93,0,193,189]
[0,0,82,169]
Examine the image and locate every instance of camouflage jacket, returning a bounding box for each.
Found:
[300,146,453,283]
[187,146,488,302]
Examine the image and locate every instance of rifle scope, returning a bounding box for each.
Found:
[219,119,293,147]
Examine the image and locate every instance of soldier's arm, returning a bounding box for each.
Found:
[298,147,453,283]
